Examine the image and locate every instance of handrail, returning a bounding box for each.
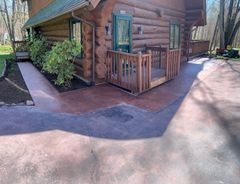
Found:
[106,50,152,94]
[14,41,27,43]
[107,50,151,58]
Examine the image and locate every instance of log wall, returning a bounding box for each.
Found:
[107,0,186,53]
[92,0,188,79]
[38,12,94,80]
[30,0,205,81]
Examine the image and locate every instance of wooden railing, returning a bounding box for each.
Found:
[146,46,162,68]
[146,46,168,69]
[106,48,181,94]
[106,50,152,94]
[145,46,181,80]
[14,41,29,52]
[166,49,181,80]
[189,40,209,57]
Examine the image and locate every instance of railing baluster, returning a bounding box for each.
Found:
[106,50,152,94]
[166,49,181,80]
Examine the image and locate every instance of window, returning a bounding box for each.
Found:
[70,19,83,58]
[170,23,180,49]
[113,14,132,53]
[26,27,33,41]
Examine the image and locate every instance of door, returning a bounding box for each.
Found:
[113,14,132,53]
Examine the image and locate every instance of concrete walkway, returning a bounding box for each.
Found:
[0,59,239,183]
[18,58,211,114]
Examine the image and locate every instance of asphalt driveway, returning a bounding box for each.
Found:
[0,59,240,184]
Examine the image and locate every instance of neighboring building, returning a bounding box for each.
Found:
[22,0,208,94]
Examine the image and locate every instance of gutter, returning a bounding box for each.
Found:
[71,11,96,85]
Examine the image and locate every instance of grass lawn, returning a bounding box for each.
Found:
[0,45,14,73]
[0,45,13,53]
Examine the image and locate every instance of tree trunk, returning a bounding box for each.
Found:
[210,15,220,52]
[225,0,240,47]
[228,20,240,46]
[219,0,225,48]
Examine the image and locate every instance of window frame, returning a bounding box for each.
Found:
[69,18,84,59]
[113,13,133,53]
[169,22,181,50]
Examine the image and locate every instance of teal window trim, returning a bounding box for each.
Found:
[113,13,132,53]
[69,18,84,58]
[27,27,33,41]
[169,22,180,49]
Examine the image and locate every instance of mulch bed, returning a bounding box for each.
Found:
[35,65,90,93]
[0,61,32,104]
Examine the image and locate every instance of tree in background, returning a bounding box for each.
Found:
[193,0,240,49]
[219,0,225,48]
[224,0,240,47]
[192,1,219,42]
[0,0,28,51]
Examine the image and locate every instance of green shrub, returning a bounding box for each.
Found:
[29,36,48,68]
[43,40,81,87]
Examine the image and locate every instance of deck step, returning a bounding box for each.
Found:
[151,77,167,88]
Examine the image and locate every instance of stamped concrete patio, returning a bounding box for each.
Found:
[0,59,239,183]
[18,58,213,114]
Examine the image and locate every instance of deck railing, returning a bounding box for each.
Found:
[166,49,181,79]
[145,46,181,80]
[106,48,181,94]
[14,41,29,52]
[189,40,209,57]
[106,50,152,94]
[145,46,167,70]
[14,41,30,60]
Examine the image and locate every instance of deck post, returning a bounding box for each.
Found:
[178,49,181,74]
[166,48,169,80]
[137,52,143,93]
[147,50,152,88]
[117,53,122,85]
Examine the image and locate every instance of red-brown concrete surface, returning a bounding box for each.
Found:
[18,58,213,114]
[0,59,239,184]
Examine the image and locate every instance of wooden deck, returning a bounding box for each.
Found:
[152,68,166,80]
[106,48,181,95]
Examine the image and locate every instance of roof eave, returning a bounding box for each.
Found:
[23,1,90,29]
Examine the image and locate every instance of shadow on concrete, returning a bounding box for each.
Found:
[0,59,209,140]
[188,63,240,161]
[226,60,240,75]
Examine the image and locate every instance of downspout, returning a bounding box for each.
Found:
[71,11,96,85]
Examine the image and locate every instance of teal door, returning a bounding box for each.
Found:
[113,14,132,53]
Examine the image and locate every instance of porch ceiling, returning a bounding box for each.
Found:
[23,0,91,28]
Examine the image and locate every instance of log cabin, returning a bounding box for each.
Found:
[22,0,208,94]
